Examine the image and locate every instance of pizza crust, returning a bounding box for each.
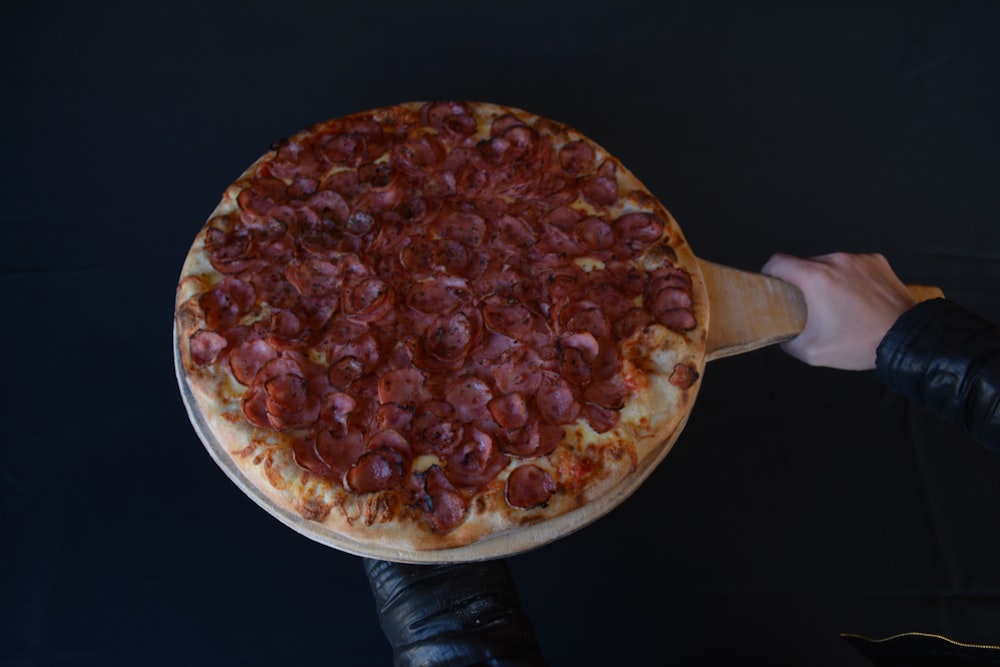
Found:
[174,101,707,560]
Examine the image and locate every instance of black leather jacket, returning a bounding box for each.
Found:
[365,298,1000,667]
[364,557,548,667]
[876,298,1000,451]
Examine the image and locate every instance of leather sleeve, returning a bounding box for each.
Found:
[876,298,1000,451]
[363,558,548,667]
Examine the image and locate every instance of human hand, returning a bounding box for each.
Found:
[760,252,918,370]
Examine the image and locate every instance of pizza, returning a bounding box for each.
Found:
[174,101,707,556]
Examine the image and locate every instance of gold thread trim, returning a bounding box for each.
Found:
[840,631,1000,651]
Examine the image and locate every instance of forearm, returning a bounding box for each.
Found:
[876,299,1000,450]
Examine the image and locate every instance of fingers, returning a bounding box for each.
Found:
[760,252,808,282]
[759,251,915,370]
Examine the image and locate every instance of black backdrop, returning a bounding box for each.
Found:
[4,2,1000,665]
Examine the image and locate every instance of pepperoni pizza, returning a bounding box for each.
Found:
[174,101,707,555]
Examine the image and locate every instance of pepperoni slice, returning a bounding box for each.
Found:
[669,363,700,389]
[270,139,326,179]
[433,209,486,247]
[499,125,539,161]
[393,133,446,175]
[324,333,381,377]
[412,411,464,456]
[644,266,696,331]
[581,403,619,433]
[422,101,477,139]
[400,236,471,275]
[242,389,272,430]
[423,311,478,366]
[445,428,509,489]
[230,338,279,385]
[650,303,696,332]
[493,347,543,395]
[320,132,365,166]
[321,169,363,200]
[422,466,468,534]
[236,176,287,218]
[444,374,493,423]
[479,135,513,166]
[502,422,563,458]
[506,464,556,509]
[189,330,227,366]
[560,300,610,337]
[443,243,476,277]
[316,429,365,480]
[354,184,401,216]
[376,403,413,434]
[612,308,653,340]
[199,277,256,331]
[583,379,627,410]
[358,162,393,188]
[205,227,261,275]
[580,160,618,207]
[559,140,595,173]
[261,309,309,350]
[378,367,427,406]
[286,259,341,297]
[494,214,537,249]
[263,373,321,431]
[613,212,664,257]
[604,260,648,296]
[590,338,622,383]
[483,300,534,339]
[575,216,615,250]
[325,315,367,343]
[344,278,392,321]
[649,286,693,314]
[488,393,529,429]
[485,114,521,136]
[320,392,356,437]
[559,346,592,385]
[344,209,377,237]
[387,342,415,370]
[535,371,581,425]
[537,225,585,256]
[532,265,579,309]
[540,205,582,231]
[479,125,539,165]
[304,189,350,226]
[292,296,338,339]
[287,175,318,199]
[291,435,334,478]
[407,277,470,315]
[347,448,404,493]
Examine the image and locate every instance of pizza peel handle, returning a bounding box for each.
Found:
[699,260,945,361]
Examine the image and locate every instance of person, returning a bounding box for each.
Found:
[762,252,999,449]
[364,252,1000,667]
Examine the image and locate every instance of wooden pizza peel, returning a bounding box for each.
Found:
[175,257,943,563]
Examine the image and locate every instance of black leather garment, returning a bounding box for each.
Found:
[877,298,1000,452]
[363,558,548,667]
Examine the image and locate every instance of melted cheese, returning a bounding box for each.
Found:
[574,257,606,272]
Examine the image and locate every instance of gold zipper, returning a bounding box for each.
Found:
[840,631,1000,651]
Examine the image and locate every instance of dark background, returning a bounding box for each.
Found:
[4,2,1000,665]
